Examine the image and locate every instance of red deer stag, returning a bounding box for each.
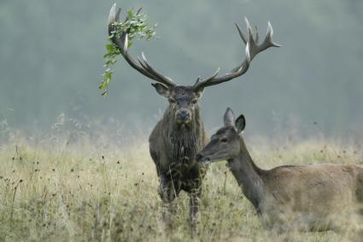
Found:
[197,108,363,232]
[107,3,280,231]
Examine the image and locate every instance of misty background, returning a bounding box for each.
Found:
[1,0,363,141]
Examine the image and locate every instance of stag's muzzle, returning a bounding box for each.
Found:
[175,109,191,124]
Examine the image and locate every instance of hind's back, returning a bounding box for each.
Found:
[259,163,363,230]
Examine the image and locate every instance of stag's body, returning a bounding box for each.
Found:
[107,3,279,232]
[149,99,208,226]
[149,102,207,187]
[197,108,363,231]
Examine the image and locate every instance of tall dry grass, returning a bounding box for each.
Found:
[0,126,362,241]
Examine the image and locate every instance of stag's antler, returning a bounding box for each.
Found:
[108,3,175,87]
[193,18,280,91]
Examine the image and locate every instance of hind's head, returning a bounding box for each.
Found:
[196,108,245,163]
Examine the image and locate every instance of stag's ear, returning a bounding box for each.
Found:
[194,90,203,99]
[152,83,170,97]
[235,114,246,134]
[224,107,235,127]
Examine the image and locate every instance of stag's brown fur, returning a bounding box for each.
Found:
[198,108,363,231]
[147,86,208,231]
[149,102,208,194]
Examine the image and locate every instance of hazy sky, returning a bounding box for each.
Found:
[1,0,363,139]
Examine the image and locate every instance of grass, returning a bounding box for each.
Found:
[0,132,362,242]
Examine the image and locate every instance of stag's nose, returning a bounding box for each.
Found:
[177,110,190,122]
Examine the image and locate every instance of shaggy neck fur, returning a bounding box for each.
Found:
[163,105,204,164]
[227,139,264,212]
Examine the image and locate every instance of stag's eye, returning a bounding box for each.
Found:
[220,138,228,143]
[191,99,198,104]
[168,98,176,103]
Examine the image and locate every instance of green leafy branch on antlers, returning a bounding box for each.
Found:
[99,8,156,96]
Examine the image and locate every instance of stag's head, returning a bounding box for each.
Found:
[151,84,203,125]
[108,3,280,126]
[196,108,246,163]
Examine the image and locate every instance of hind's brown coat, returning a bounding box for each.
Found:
[228,137,363,231]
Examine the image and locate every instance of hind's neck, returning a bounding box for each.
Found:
[227,140,264,212]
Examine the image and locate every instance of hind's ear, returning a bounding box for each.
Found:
[152,83,169,97]
[224,107,235,127]
[235,114,246,133]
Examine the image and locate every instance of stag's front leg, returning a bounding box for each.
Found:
[189,185,202,236]
[158,173,180,229]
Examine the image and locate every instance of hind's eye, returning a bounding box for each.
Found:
[220,138,228,143]
[191,99,198,104]
[169,98,176,103]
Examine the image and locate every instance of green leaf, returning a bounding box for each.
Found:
[99,8,156,95]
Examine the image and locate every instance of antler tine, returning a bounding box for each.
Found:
[107,3,175,87]
[245,17,258,51]
[265,22,281,47]
[137,52,174,83]
[108,3,121,26]
[244,17,253,40]
[136,7,143,15]
[193,68,220,89]
[254,25,259,43]
[235,23,247,45]
[193,18,280,91]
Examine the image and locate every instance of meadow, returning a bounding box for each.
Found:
[0,125,362,242]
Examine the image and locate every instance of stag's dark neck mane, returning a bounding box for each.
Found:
[162,105,204,164]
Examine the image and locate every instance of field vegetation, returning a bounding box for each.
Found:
[0,126,362,241]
